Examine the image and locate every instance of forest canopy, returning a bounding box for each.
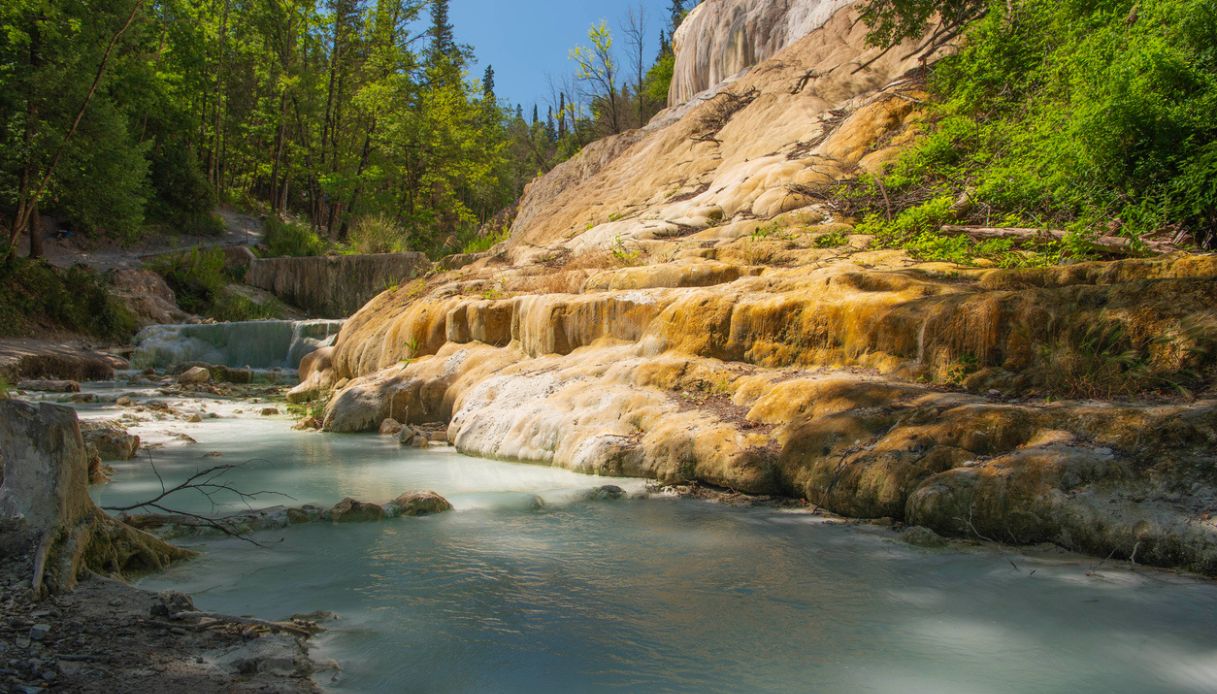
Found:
[0,0,688,259]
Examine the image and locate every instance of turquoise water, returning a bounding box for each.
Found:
[83,396,1217,693]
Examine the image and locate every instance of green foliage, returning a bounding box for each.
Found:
[0,258,136,341]
[644,51,675,106]
[148,247,274,321]
[461,226,509,254]
[857,0,1217,250]
[348,214,408,255]
[0,0,684,262]
[264,217,327,258]
[148,248,229,315]
[814,230,849,248]
[610,236,642,266]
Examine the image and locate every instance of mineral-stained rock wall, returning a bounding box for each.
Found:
[246,253,430,318]
[668,0,853,106]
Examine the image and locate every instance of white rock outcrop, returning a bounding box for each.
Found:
[669,0,853,105]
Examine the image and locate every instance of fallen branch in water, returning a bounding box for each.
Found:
[104,457,293,547]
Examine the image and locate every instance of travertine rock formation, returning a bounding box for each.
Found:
[294,2,1217,575]
[668,0,854,105]
[246,252,430,318]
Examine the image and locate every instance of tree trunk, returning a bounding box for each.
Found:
[209,0,230,193]
[28,206,44,260]
[5,0,145,261]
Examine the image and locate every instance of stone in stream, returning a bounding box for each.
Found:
[389,491,453,517]
[79,421,140,461]
[0,400,192,595]
[378,418,404,436]
[901,526,948,548]
[399,425,430,448]
[327,498,386,523]
[177,367,210,385]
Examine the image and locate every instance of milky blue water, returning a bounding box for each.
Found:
[79,394,1217,693]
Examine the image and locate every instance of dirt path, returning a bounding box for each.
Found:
[27,207,263,273]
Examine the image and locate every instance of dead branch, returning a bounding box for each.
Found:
[104,457,294,547]
[689,88,759,144]
[938,225,1175,256]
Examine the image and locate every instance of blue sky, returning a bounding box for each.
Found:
[447,0,677,111]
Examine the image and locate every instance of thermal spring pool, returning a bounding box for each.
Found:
[77,390,1217,693]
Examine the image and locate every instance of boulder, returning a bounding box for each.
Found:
[260,407,280,417]
[900,526,948,548]
[327,498,385,523]
[108,268,192,326]
[177,367,211,385]
[389,491,453,517]
[80,421,140,461]
[211,365,253,385]
[379,418,404,436]
[0,400,192,595]
[399,425,430,448]
[287,347,336,404]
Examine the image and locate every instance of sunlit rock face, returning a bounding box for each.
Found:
[668,0,853,106]
[305,0,1217,576]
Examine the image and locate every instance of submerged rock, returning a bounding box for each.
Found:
[585,485,628,501]
[399,425,430,448]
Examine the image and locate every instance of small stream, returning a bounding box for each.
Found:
[65,386,1217,693]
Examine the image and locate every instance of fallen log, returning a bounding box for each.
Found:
[938,225,1175,256]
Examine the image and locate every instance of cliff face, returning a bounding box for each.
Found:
[668,0,854,106]
[304,2,1217,575]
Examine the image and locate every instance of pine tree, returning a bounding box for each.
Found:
[483,64,496,101]
[669,0,686,32]
[558,92,567,138]
[428,0,456,63]
[531,104,539,125]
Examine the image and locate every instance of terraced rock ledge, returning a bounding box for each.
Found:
[303,2,1217,577]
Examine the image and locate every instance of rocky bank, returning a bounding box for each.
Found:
[0,399,320,692]
[302,0,1217,575]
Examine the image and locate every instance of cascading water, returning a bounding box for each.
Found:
[131,319,343,371]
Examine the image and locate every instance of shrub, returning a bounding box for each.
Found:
[348,214,408,254]
[855,0,1217,250]
[461,225,510,254]
[814,230,849,248]
[264,217,327,257]
[0,258,137,341]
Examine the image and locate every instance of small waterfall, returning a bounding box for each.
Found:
[132,319,344,371]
